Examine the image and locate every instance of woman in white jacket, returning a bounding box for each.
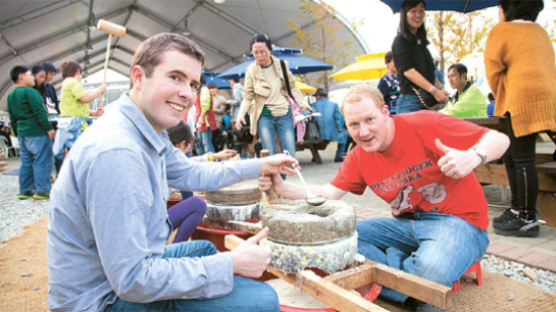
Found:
[235,34,310,157]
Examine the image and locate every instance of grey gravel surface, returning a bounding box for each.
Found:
[1,161,49,249]
[1,154,555,298]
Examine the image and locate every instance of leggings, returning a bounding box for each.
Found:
[167,196,207,243]
[503,114,538,220]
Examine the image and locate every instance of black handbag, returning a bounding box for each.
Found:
[232,114,253,143]
[304,116,320,141]
[411,86,438,109]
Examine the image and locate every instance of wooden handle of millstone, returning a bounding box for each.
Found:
[260,149,280,203]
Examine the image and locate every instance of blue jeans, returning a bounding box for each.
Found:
[258,113,296,157]
[18,135,54,193]
[336,131,348,159]
[356,212,489,303]
[107,240,280,312]
[199,130,215,154]
[396,94,421,114]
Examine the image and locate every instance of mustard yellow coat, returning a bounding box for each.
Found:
[484,21,556,137]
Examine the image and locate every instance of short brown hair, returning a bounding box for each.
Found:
[60,61,81,79]
[341,84,385,114]
[130,33,205,87]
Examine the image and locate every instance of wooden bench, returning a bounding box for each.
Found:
[296,140,329,164]
[466,117,556,226]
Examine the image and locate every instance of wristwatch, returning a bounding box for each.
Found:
[472,146,487,165]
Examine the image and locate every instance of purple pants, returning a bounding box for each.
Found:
[167,196,207,243]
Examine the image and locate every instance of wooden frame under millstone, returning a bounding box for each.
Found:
[225,234,452,312]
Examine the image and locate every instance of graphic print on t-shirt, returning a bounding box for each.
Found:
[389,182,447,216]
[390,184,414,215]
[369,159,447,216]
[369,159,433,194]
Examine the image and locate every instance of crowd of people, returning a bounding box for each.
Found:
[1,0,555,311]
[6,61,106,201]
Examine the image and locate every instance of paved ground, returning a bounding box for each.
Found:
[293,143,556,273]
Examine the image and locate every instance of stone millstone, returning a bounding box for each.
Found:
[261,233,358,274]
[205,202,261,221]
[261,200,356,244]
[205,179,261,206]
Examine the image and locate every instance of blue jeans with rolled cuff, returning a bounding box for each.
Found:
[356,212,489,303]
[18,135,54,193]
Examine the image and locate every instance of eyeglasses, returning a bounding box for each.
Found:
[252,50,268,56]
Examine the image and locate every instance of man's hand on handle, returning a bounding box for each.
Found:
[230,227,271,278]
[258,174,283,195]
[259,153,298,177]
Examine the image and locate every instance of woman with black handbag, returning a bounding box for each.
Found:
[235,34,311,158]
[392,0,448,113]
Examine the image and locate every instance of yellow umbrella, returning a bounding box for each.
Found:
[295,77,317,94]
[331,52,388,81]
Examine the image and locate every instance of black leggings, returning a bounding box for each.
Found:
[503,115,538,220]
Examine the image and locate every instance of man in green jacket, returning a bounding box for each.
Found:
[440,63,487,118]
[7,65,55,200]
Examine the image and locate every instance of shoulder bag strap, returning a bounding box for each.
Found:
[279,59,294,98]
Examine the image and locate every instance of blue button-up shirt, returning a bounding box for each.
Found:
[310,97,345,142]
[47,93,261,311]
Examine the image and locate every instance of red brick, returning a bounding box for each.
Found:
[497,246,531,261]
[534,256,556,273]
[517,251,553,267]
[486,241,516,255]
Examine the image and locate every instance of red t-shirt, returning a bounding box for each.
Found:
[331,111,490,231]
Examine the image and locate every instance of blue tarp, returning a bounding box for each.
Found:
[217,53,333,80]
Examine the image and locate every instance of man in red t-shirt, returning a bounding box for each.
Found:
[259,85,509,305]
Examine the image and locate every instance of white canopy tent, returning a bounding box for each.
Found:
[0,0,369,109]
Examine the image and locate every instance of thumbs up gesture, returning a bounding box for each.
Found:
[435,138,482,179]
[230,227,271,278]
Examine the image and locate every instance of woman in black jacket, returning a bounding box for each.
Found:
[392,0,448,113]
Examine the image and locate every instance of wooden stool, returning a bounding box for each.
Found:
[452,261,483,292]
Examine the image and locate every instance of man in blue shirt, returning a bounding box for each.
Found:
[311,88,347,162]
[47,33,297,312]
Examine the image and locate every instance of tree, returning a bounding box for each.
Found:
[286,0,362,91]
[426,11,494,77]
[541,0,556,39]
